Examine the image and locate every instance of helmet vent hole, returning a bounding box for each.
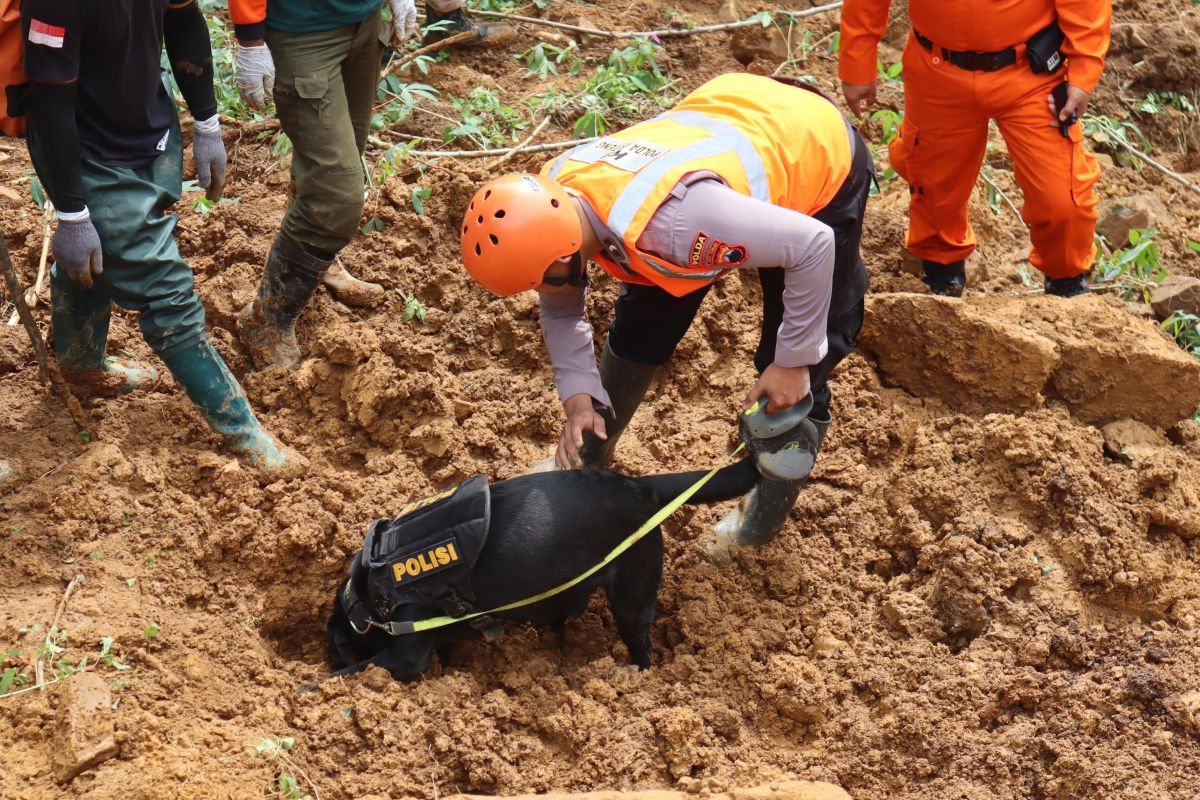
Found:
[470,201,475,210]
[550,198,560,208]
[463,225,468,234]
[494,209,506,219]
[484,190,492,200]
[489,234,499,245]
[475,243,482,256]
[477,215,484,224]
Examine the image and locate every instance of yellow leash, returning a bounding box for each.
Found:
[383,442,747,635]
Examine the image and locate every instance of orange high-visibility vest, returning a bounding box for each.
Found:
[0,0,25,137]
[543,73,852,297]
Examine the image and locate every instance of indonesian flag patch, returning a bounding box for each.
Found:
[689,231,749,268]
[28,19,66,49]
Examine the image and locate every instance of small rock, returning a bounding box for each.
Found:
[576,16,604,45]
[1095,195,1169,248]
[0,458,14,486]
[1150,275,1200,319]
[730,25,789,66]
[52,673,119,782]
[1125,301,1156,320]
[1101,418,1170,461]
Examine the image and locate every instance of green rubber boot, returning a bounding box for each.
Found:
[577,343,659,469]
[161,338,306,476]
[52,271,158,394]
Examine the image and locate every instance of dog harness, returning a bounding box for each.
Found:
[340,474,492,636]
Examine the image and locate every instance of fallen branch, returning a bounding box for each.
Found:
[36,573,85,687]
[0,230,92,435]
[1095,120,1200,197]
[470,2,844,39]
[7,199,53,327]
[381,31,477,80]
[407,136,597,159]
[487,116,552,170]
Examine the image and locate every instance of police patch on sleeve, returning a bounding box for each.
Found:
[690,231,748,268]
[390,538,463,584]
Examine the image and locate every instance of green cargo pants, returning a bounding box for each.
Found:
[267,10,383,256]
[28,103,210,363]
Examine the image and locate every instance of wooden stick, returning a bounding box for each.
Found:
[487,116,552,170]
[36,573,85,687]
[407,136,596,159]
[381,31,477,81]
[7,200,53,327]
[978,171,1026,228]
[0,231,93,435]
[1095,121,1200,197]
[469,2,844,39]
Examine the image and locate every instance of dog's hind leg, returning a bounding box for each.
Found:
[604,532,664,669]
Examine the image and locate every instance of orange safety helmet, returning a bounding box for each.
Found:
[460,173,582,296]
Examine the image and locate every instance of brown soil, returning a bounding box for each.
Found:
[4,1,1200,798]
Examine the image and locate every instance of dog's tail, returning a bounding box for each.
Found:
[640,456,759,507]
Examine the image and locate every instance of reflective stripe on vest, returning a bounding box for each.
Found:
[603,111,769,241]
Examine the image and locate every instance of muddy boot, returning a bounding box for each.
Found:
[52,273,159,395]
[710,395,828,558]
[577,343,659,469]
[423,2,515,47]
[237,235,331,371]
[161,337,307,477]
[322,256,385,307]
[1045,274,1091,297]
[921,259,967,297]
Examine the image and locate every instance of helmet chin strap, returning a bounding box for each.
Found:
[568,251,587,286]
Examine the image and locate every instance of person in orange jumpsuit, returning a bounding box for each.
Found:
[839,1,1111,297]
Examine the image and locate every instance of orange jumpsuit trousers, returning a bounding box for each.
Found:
[840,1,1112,280]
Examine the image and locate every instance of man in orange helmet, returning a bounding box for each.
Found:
[839,1,1110,297]
[460,72,873,546]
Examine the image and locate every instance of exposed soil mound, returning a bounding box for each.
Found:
[4,1,1200,798]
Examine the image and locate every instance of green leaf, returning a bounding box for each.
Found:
[0,667,18,694]
[411,186,432,215]
[1187,240,1200,254]
[144,624,159,640]
[30,178,46,210]
[360,218,385,234]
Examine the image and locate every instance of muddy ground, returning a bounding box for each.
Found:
[3,1,1200,798]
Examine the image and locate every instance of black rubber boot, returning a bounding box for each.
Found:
[423,3,514,46]
[921,259,967,297]
[577,343,659,468]
[237,235,332,371]
[711,396,829,554]
[1044,274,1091,297]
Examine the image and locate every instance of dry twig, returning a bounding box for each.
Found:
[1098,123,1200,197]
[36,573,85,687]
[978,171,1026,228]
[381,31,476,80]
[0,230,92,435]
[7,200,53,326]
[470,2,844,39]
[486,116,553,170]
[407,136,597,159]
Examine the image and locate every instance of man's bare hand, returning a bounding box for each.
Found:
[556,393,607,470]
[841,80,877,118]
[745,363,811,414]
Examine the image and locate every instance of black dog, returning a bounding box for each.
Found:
[325,458,758,681]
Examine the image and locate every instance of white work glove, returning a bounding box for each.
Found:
[53,208,104,290]
[192,115,227,202]
[388,0,419,44]
[235,43,276,111]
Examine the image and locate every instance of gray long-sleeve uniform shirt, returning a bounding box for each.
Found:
[539,173,836,408]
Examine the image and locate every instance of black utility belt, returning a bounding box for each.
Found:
[914,21,1065,74]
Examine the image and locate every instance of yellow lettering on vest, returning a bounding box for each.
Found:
[392,562,406,582]
[405,558,422,578]
[417,552,435,572]
[446,542,459,562]
[434,546,449,566]
[691,233,707,266]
